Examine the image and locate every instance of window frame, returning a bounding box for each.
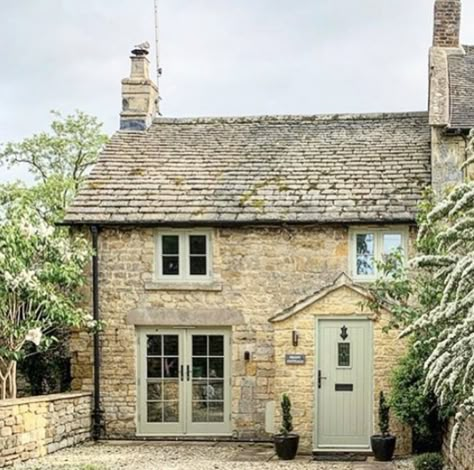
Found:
[349,227,408,282]
[155,229,213,282]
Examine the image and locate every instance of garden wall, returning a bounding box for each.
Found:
[0,391,91,468]
[443,417,474,470]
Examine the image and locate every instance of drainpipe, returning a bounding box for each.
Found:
[91,225,103,440]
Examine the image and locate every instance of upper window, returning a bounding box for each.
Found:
[156,231,212,281]
[350,228,407,281]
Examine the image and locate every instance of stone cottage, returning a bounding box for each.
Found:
[63,0,473,455]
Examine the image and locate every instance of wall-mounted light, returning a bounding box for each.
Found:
[292,330,299,347]
[244,351,251,361]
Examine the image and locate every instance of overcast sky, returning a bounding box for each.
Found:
[1,0,474,183]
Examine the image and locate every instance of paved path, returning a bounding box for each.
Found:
[13,441,414,470]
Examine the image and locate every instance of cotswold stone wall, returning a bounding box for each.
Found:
[71,224,415,444]
[0,392,91,468]
[273,285,411,454]
[443,417,474,470]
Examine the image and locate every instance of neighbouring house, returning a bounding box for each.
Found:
[62,0,473,455]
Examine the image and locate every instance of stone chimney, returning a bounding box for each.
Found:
[433,0,461,48]
[120,44,159,131]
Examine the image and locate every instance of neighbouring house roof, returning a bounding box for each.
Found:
[63,112,431,226]
[448,45,474,129]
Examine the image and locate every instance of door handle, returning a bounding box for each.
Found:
[180,365,184,382]
[186,365,190,381]
[318,370,327,389]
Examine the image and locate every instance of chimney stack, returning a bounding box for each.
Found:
[433,0,461,48]
[120,43,159,131]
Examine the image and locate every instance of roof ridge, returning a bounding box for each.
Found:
[151,111,428,126]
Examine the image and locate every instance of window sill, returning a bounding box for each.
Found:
[144,280,223,292]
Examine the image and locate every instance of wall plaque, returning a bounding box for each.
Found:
[285,354,306,365]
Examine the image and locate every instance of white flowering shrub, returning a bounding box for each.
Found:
[0,197,92,399]
[401,181,474,449]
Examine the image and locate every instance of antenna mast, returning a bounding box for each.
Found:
[153,0,162,88]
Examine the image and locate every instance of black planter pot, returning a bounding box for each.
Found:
[274,434,300,460]
[371,434,396,461]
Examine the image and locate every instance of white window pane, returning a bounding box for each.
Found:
[383,234,402,254]
[356,233,375,276]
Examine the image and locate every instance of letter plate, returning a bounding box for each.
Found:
[335,383,353,392]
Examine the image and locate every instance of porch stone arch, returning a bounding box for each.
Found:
[269,273,411,454]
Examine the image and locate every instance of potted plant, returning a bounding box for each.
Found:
[371,391,397,461]
[274,393,299,460]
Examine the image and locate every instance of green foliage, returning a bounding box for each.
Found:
[0,111,107,399]
[0,110,108,222]
[0,197,93,398]
[378,392,391,436]
[18,329,71,396]
[390,340,446,452]
[280,393,294,435]
[413,452,444,470]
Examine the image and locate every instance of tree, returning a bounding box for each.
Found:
[0,110,108,398]
[0,110,108,221]
[367,131,474,450]
[0,196,93,399]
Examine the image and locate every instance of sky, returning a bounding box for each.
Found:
[1,0,474,183]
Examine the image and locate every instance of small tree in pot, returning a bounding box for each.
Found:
[274,393,299,460]
[371,392,396,461]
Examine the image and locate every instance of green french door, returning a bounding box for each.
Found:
[137,328,231,436]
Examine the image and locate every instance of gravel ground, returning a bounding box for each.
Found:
[13,442,414,470]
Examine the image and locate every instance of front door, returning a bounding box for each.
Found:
[137,328,231,436]
[316,319,372,450]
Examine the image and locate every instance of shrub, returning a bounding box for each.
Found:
[280,393,293,435]
[378,391,390,436]
[390,339,446,452]
[413,452,444,470]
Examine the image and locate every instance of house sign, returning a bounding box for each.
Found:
[285,354,306,365]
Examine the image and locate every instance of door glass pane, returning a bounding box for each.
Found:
[164,335,179,355]
[147,402,162,422]
[163,381,179,401]
[209,358,224,378]
[191,334,225,424]
[338,343,351,367]
[147,382,162,400]
[147,336,161,355]
[163,401,179,422]
[192,336,207,356]
[145,334,180,424]
[356,233,375,275]
[147,358,162,378]
[192,358,208,378]
[192,401,208,422]
[208,380,224,400]
[208,402,224,422]
[209,336,224,356]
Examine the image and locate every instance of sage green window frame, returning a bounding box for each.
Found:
[155,229,213,282]
[349,227,408,282]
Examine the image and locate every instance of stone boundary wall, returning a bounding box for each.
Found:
[443,417,474,470]
[0,392,92,468]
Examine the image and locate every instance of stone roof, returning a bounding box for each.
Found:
[448,45,474,129]
[64,112,431,226]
